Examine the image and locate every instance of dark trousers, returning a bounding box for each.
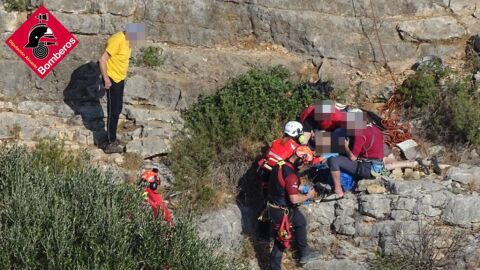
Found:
[268,206,307,270]
[258,171,271,239]
[327,155,358,174]
[106,78,124,143]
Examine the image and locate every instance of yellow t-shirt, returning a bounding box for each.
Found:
[106,32,131,83]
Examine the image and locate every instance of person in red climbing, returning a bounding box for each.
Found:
[325,111,385,200]
[258,121,306,188]
[141,164,173,225]
[257,121,306,240]
[267,146,320,270]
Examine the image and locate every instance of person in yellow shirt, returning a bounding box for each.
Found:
[99,23,145,153]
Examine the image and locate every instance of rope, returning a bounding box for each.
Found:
[369,0,414,146]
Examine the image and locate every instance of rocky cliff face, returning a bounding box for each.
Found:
[1,0,479,158]
[2,0,480,268]
[198,167,480,269]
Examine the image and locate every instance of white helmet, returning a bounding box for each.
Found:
[284,121,303,137]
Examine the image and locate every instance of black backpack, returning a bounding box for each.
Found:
[64,61,104,102]
[363,110,387,131]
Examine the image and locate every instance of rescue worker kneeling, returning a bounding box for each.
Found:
[267,146,320,269]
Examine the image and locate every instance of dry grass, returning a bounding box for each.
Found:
[373,223,468,270]
[121,152,144,171]
[9,124,22,140]
[118,119,139,133]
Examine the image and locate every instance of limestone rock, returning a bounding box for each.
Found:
[384,179,445,196]
[357,81,380,101]
[391,210,412,221]
[0,7,27,32]
[318,59,352,89]
[304,258,369,270]
[17,101,74,118]
[333,215,356,235]
[156,163,176,186]
[359,194,391,219]
[304,201,336,226]
[124,106,182,124]
[197,204,243,252]
[356,179,382,192]
[124,75,153,104]
[443,195,480,227]
[397,17,467,42]
[53,12,101,35]
[336,241,371,261]
[447,166,479,185]
[366,184,387,194]
[126,138,168,158]
[392,197,416,211]
[126,127,143,140]
[99,14,129,35]
[413,195,442,217]
[335,196,358,217]
[71,35,107,61]
[30,0,89,13]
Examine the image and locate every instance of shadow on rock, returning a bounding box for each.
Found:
[236,146,272,269]
[63,61,107,147]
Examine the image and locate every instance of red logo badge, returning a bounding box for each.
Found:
[5,5,79,79]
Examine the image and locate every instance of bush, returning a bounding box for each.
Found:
[398,63,480,146]
[399,71,440,111]
[371,224,466,270]
[465,36,480,73]
[398,60,448,112]
[433,79,480,145]
[134,46,164,68]
[169,66,323,209]
[0,141,240,269]
[3,0,25,12]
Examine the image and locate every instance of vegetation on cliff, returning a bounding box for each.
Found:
[0,141,240,269]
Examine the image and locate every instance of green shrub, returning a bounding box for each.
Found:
[169,66,323,209]
[399,71,440,110]
[0,141,240,269]
[134,46,164,67]
[429,78,480,145]
[398,62,480,146]
[3,0,26,12]
[398,60,448,112]
[465,37,480,73]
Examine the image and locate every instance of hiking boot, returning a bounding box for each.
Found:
[313,182,332,197]
[299,250,321,264]
[415,158,430,175]
[97,140,109,150]
[103,140,124,154]
[430,156,442,175]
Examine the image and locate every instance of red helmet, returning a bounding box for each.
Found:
[142,170,158,183]
[295,146,314,164]
[142,170,160,190]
